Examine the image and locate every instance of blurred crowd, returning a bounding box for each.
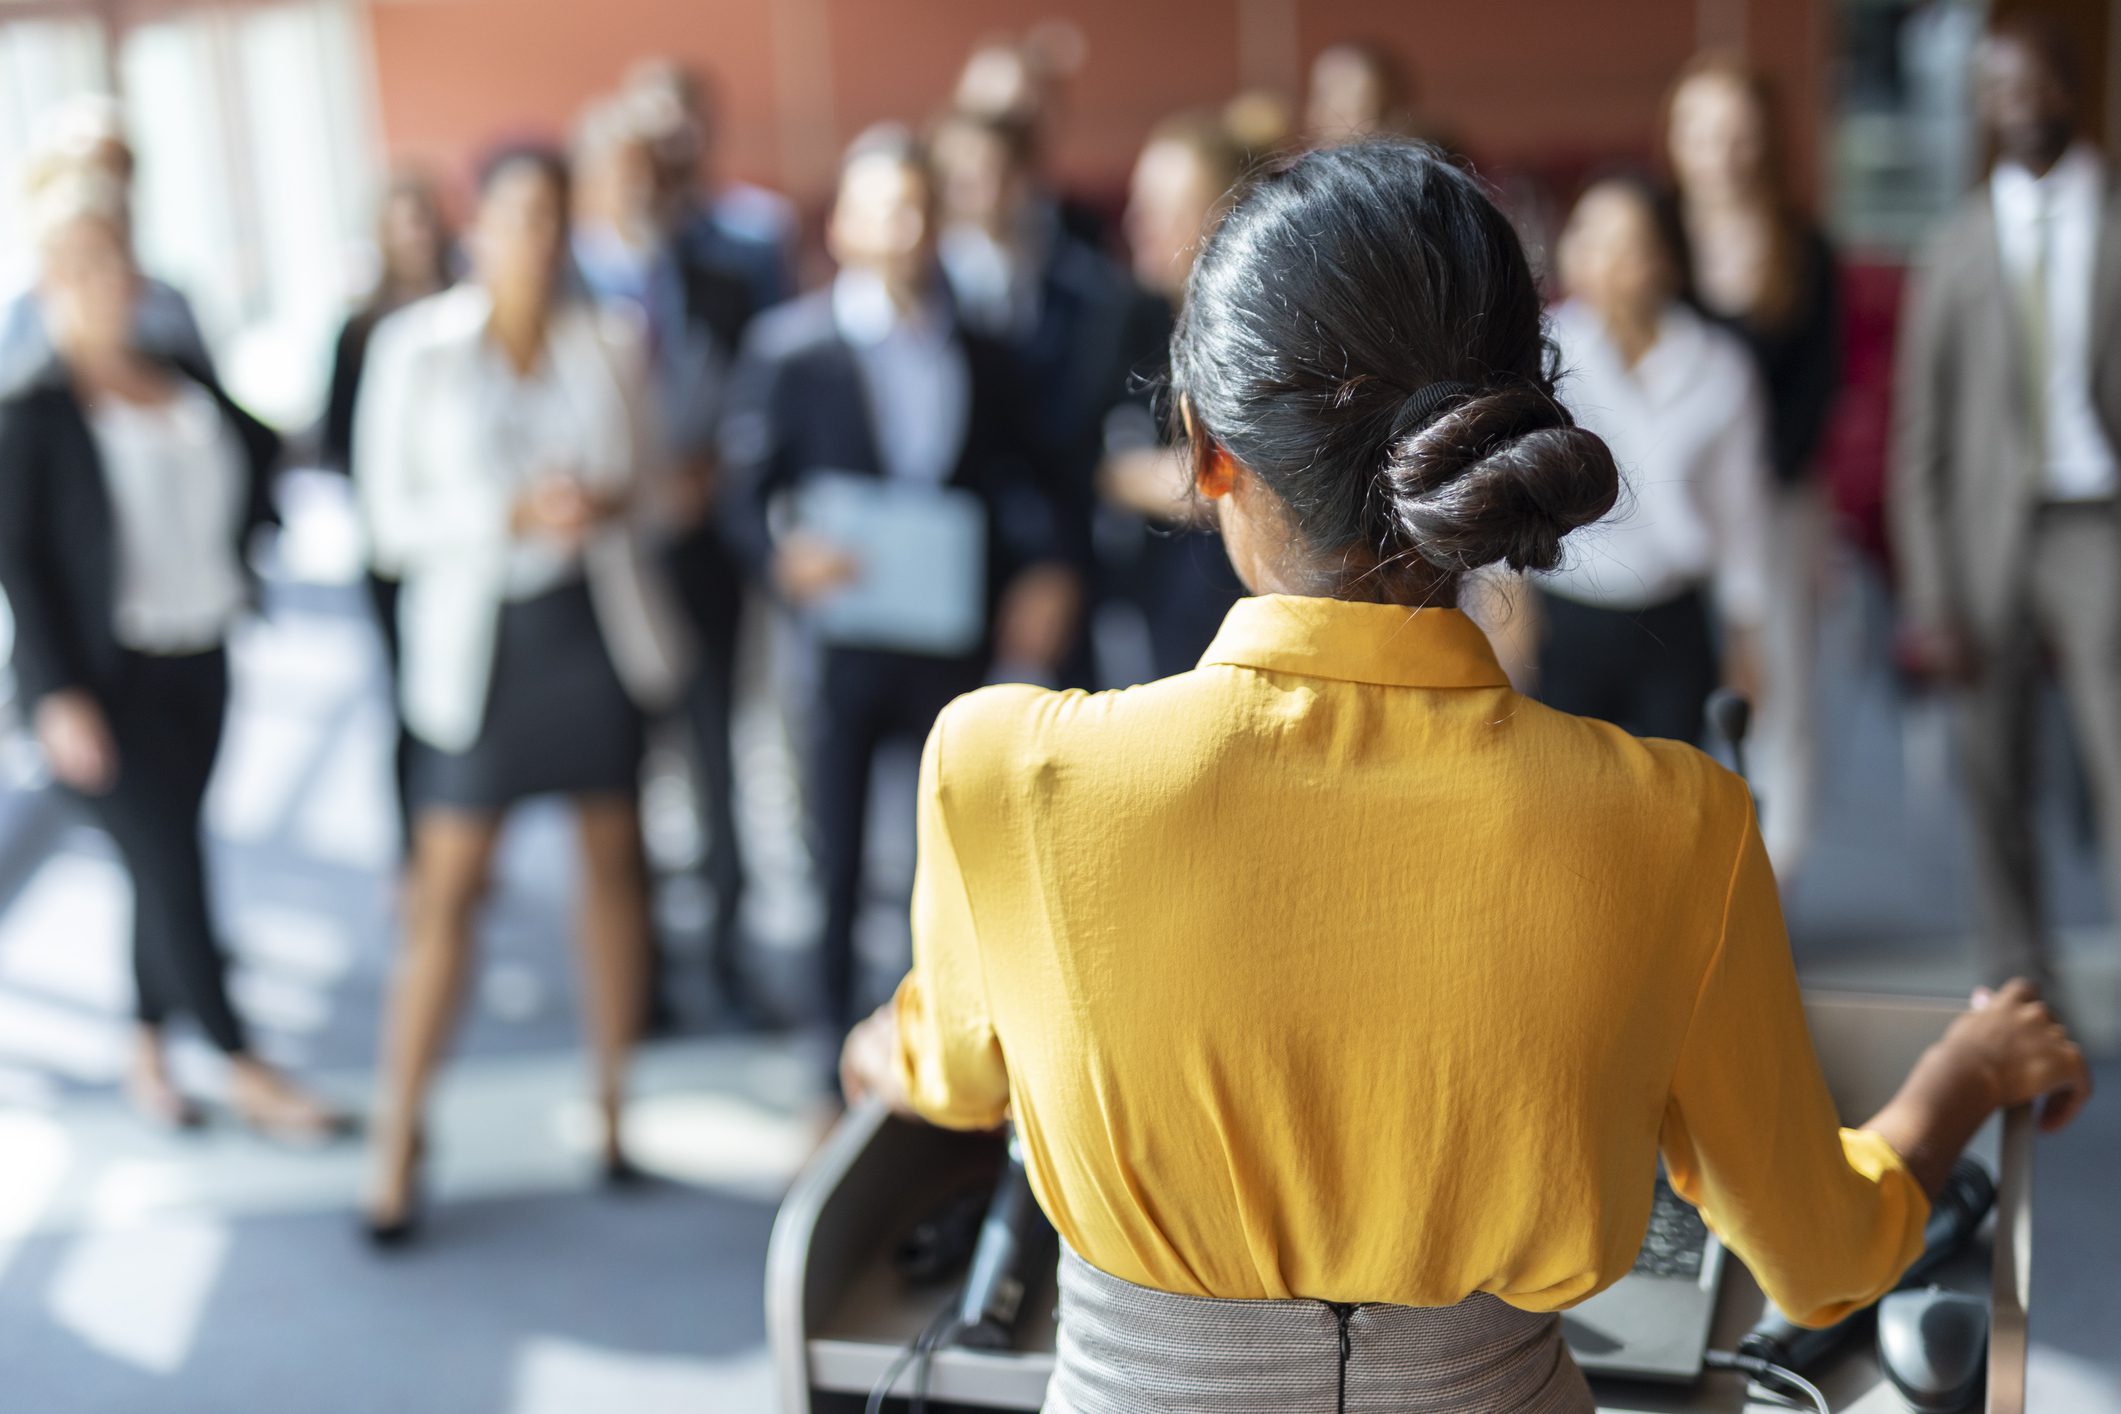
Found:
[0,17,2108,1241]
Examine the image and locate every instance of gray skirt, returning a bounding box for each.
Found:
[1047,1244,1595,1414]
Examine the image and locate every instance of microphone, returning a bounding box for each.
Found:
[955,1128,1056,1349]
[1705,688,1752,785]
[1738,1157,1995,1373]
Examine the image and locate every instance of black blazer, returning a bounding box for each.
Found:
[718,288,1079,618]
[0,358,281,709]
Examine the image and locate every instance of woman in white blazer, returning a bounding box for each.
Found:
[353,143,691,1243]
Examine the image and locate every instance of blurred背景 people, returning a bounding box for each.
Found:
[1097,112,1250,682]
[623,58,797,312]
[1891,19,2121,993]
[1533,175,1772,746]
[322,169,456,858]
[353,144,693,1242]
[719,126,1080,1057]
[573,94,763,1023]
[932,105,1126,678]
[1666,52,1841,876]
[0,96,215,394]
[0,172,342,1140]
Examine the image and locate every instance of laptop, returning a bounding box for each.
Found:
[1561,1169,1725,1381]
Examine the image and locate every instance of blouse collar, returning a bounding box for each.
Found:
[1198,594,1512,690]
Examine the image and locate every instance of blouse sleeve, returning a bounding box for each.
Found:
[1660,800,1930,1327]
[890,705,1012,1131]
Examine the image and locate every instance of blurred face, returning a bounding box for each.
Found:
[1125,139,1223,296]
[1558,184,1675,320]
[956,45,1044,127]
[1977,34,2078,173]
[380,187,446,289]
[595,134,664,234]
[39,213,138,360]
[828,153,935,291]
[473,160,566,312]
[1306,48,1391,139]
[933,122,1028,238]
[1667,72,1769,200]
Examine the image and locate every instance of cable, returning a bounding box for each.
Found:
[865,1297,963,1414]
[1705,1348,1831,1414]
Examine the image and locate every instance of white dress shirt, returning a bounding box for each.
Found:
[466,338,599,600]
[831,270,970,485]
[87,381,246,654]
[1538,298,1773,626]
[1991,142,2118,501]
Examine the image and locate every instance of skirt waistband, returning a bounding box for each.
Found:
[1046,1244,1594,1414]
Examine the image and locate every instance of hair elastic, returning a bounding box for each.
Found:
[1397,380,1478,435]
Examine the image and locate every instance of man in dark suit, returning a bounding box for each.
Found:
[720,125,1081,1052]
[576,99,763,1024]
[1891,18,2121,991]
[932,107,1132,683]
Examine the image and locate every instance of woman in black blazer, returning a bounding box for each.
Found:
[0,171,340,1139]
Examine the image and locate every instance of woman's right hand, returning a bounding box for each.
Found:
[1942,979,2093,1132]
[34,690,118,794]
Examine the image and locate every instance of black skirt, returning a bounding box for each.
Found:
[412,578,644,812]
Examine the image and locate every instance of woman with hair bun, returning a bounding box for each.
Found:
[839,141,2087,1409]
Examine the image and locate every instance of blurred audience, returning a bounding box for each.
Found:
[0,96,214,394]
[1531,175,1771,746]
[1665,53,1841,875]
[573,92,764,1023]
[1891,18,2121,994]
[323,169,456,858]
[719,126,1079,1059]
[1097,111,1250,682]
[0,170,341,1140]
[353,144,692,1240]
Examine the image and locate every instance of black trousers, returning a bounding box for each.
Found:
[66,649,248,1053]
[665,528,747,968]
[809,646,983,1034]
[1536,588,1718,746]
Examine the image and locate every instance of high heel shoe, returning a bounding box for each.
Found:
[361,1131,427,1250]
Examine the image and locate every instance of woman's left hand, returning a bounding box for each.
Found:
[840,1005,913,1113]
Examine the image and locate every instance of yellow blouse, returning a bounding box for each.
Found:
[891,594,1928,1326]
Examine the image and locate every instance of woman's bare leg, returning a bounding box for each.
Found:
[571,795,649,1167]
[365,808,503,1224]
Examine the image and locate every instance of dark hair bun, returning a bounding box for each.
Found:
[1381,384,1619,574]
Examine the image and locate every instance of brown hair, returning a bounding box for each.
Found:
[1661,50,1806,331]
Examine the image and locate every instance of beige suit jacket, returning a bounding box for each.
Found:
[1889,179,2121,642]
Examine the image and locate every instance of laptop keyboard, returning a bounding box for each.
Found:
[1632,1174,1711,1280]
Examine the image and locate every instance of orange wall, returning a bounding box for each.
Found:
[365,0,1830,214]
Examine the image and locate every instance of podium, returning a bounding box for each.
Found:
[766,991,2034,1413]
